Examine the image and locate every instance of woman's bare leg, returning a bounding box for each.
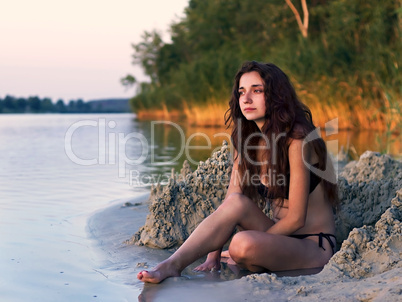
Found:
[137,193,274,283]
[228,230,334,273]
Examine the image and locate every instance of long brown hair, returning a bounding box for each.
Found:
[225,61,339,208]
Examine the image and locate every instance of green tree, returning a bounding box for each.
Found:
[41,98,54,112]
[55,99,66,113]
[131,30,164,84]
[68,100,76,113]
[125,0,401,118]
[75,99,88,113]
[28,96,41,113]
[3,95,16,112]
[120,74,137,88]
[17,98,27,113]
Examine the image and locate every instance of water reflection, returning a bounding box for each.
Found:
[125,121,231,175]
[331,130,400,160]
[127,119,400,182]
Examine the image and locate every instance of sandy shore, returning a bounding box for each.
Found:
[128,142,401,301]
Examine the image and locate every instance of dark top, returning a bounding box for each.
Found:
[258,163,321,200]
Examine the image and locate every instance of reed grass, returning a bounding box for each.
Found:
[135,100,228,127]
[295,76,401,132]
[183,101,228,127]
[133,78,401,132]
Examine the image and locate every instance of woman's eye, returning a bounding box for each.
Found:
[254,89,262,93]
[239,91,245,95]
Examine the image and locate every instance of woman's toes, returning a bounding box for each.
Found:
[137,270,148,280]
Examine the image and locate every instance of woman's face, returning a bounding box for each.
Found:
[238,71,266,129]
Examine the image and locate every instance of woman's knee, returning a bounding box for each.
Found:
[229,231,275,272]
[228,231,264,263]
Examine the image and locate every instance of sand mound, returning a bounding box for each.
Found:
[130,141,232,248]
[324,188,402,278]
[335,151,402,245]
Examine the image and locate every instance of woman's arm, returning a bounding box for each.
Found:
[225,152,243,196]
[266,139,310,235]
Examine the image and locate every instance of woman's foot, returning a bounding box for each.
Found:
[137,260,181,283]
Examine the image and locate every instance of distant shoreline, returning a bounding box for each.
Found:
[0,97,131,114]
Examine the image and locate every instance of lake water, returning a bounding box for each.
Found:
[0,114,400,301]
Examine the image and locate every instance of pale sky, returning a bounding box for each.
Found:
[0,0,189,102]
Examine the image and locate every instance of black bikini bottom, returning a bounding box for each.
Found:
[290,232,336,255]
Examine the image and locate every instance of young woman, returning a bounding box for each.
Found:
[137,61,339,283]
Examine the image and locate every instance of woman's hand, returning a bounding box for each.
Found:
[220,250,236,265]
[193,250,222,272]
[193,257,221,272]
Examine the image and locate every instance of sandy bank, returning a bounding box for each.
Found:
[130,143,401,300]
